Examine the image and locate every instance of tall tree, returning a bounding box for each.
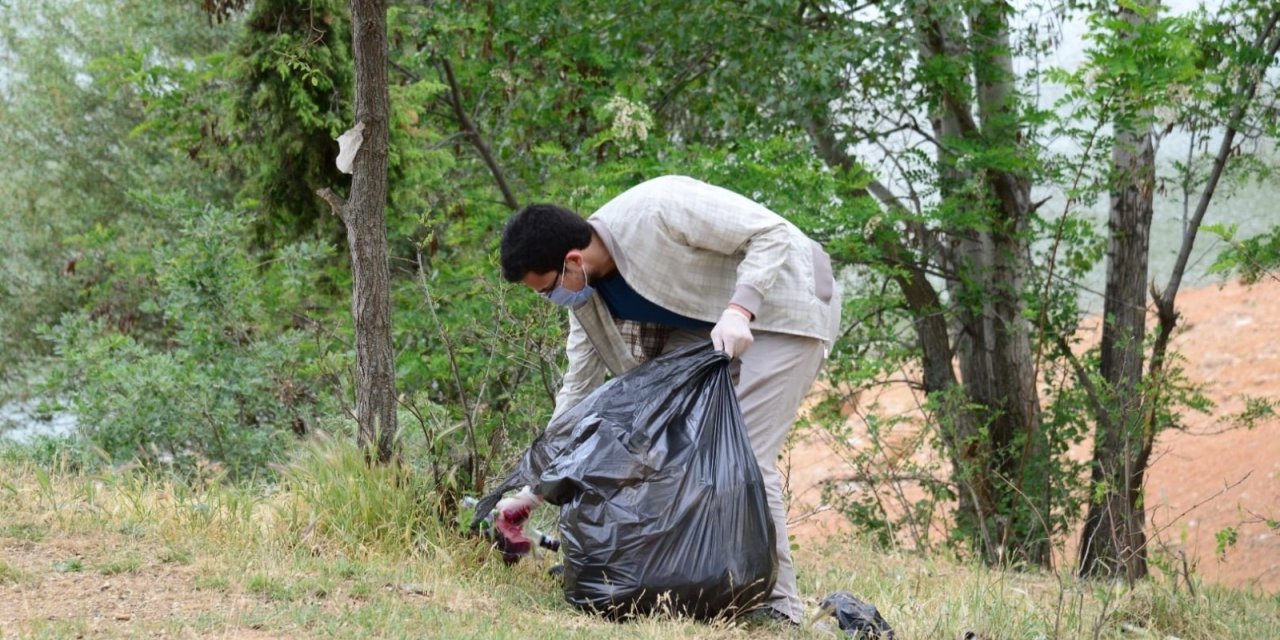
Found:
[1078,0,1280,580]
[913,0,1049,566]
[319,0,397,463]
[0,0,236,372]
[1078,0,1159,582]
[232,0,353,243]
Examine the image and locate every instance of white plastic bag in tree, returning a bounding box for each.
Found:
[335,122,366,174]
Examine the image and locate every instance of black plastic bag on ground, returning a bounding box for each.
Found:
[820,591,895,639]
[473,342,777,620]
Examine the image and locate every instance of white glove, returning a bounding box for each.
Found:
[496,486,542,522]
[494,486,542,551]
[711,307,754,358]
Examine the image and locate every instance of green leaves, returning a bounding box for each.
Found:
[1215,526,1240,561]
[225,0,353,241]
[42,200,343,477]
[2,0,1277,572]
[1207,223,1280,284]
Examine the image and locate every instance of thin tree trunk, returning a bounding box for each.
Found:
[914,0,1047,567]
[319,0,397,463]
[1079,3,1280,581]
[1077,0,1157,583]
[1078,106,1155,581]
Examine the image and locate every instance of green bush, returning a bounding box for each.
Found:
[42,202,343,477]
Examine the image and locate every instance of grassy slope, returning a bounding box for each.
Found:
[1,440,1277,639]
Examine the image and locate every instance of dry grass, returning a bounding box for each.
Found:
[1,440,1277,639]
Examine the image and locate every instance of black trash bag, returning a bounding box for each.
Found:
[820,591,895,639]
[473,342,777,620]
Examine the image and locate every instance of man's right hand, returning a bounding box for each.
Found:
[494,486,542,561]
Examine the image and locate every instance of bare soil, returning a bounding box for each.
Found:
[787,278,1280,593]
[0,533,286,639]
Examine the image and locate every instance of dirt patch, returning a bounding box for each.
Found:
[1144,279,1280,591]
[0,535,282,639]
[787,278,1280,592]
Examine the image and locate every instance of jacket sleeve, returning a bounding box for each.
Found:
[650,177,793,317]
[551,311,606,420]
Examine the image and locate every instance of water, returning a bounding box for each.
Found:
[0,401,78,445]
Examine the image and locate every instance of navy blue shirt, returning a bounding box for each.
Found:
[593,271,713,330]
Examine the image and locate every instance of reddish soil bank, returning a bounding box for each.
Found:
[788,278,1280,592]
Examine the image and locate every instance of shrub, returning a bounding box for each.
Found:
[42,201,342,477]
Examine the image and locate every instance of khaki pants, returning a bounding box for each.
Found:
[664,328,827,622]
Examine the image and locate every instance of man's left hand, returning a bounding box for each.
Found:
[711,306,754,358]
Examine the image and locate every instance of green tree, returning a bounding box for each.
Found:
[226,0,353,243]
[2,0,344,473]
[1072,0,1280,580]
[0,0,237,384]
[1078,0,1163,582]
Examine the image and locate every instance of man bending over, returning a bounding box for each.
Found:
[498,175,841,624]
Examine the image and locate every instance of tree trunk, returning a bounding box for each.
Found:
[803,118,989,553]
[1078,113,1155,581]
[914,0,1048,567]
[1078,2,1280,582]
[1078,1,1157,582]
[321,0,397,464]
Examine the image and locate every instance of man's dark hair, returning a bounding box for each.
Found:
[500,203,593,282]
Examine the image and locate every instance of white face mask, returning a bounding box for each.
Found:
[542,260,594,308]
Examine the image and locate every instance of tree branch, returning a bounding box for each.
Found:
[917,6,1028,225]
[916,10,981,140]
[1156,10,1280,319]
[390,59,420,83]
[804,114,959,396]
[316,187,348,225]
[438,57,520,211]
[1056,335,1113,436]
[652,47,717,118]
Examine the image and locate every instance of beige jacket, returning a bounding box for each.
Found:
[553,175,839,417]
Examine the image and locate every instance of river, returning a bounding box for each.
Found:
[0,401,78,446]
